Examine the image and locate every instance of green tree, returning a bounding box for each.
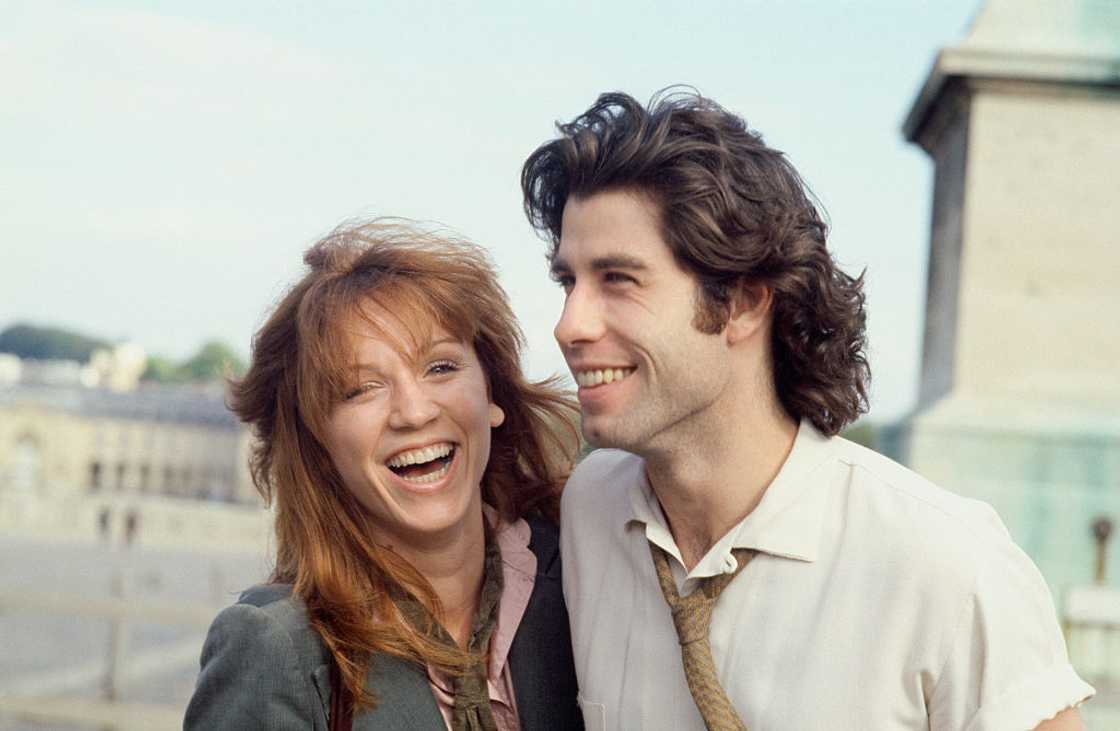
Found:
[142,341,246,384]
[180,341,246,381]
[141,354,185,383]
[0,323,110,361]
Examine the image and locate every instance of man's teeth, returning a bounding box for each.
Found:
[400,462,451,485]
[387,443,454,469]
[575,368,633,388]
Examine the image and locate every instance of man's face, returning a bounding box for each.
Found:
[551,189,733,451]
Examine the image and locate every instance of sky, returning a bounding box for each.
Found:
[0,0,981,422]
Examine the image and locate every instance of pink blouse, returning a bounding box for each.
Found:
[426,512,537,731]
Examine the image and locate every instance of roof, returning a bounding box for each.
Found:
[903,0,1120,142]
[0,383,241,430]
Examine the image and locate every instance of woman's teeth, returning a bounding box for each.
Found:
[387,442,454,468]
[387,443,455,484]
[400,461,451,485]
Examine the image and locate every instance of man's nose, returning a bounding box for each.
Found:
[387,377,440,430]
[554,284,605,350]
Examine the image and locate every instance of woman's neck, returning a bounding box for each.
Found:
[389,508,487,647]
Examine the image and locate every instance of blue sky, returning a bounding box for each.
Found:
[1,0,980,421]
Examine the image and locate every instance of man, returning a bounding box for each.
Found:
[521,91,1094,730]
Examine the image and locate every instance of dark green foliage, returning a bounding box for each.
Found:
[1,322,244,384]
[0,323,110,361]
[142,341,245,383]
[140,355,183,382]
[180,341,246,380]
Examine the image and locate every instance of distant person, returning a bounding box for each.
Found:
[97,507,110,542]
[123,510,138,546]
[185,221,583,730]
[521,90,1094,730]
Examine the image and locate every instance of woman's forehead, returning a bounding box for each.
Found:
[338,300,467,363]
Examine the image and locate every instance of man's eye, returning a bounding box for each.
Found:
[604,271,635,285]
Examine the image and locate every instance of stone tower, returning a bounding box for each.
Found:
[889,0,1120,590]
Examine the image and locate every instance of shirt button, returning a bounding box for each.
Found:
[723,555,738,573]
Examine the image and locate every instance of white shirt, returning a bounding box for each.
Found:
[560,421,1094,731]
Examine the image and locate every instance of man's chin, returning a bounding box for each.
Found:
[580,419,632,452]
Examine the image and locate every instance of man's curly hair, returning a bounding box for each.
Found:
[521,89,869,435]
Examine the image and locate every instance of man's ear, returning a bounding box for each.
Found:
[725,282,773,346]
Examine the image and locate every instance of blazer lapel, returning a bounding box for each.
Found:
[509,519,583,731]
[353,653,444,731]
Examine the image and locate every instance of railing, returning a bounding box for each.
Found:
[1062,516,1120,726]
[0,580,222,731]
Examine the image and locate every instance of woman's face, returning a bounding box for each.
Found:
[322,306,504,549]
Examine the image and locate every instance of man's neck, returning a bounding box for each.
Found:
[644,396,798,571]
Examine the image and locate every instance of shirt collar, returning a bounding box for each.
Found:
[626,419,835,571]
[482,507,536,681]
[427,508,537,695]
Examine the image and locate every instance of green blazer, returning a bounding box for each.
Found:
[184,519,583,730]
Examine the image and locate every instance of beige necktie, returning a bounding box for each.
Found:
[649,543,755,731]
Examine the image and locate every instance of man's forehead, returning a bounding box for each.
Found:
[554,191,677,271]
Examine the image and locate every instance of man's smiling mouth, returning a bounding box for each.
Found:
[574,368,636,388]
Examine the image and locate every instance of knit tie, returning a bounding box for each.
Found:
[649,543,755,731]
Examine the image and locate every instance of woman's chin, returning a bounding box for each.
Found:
[377,492,482,549]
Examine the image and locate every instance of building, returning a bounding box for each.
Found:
[886,0,1120,712]
[0,382,268,551]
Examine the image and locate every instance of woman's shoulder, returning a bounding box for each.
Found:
[186,584,332,730]
[210,583,330,666]
[236,583,301,619]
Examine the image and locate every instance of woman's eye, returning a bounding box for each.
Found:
[343,382,382,401]
[428,360,460,376]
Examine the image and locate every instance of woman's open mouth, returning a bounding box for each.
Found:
[386,442,457,485]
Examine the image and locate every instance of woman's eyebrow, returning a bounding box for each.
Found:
[421,337,463,353]
[352,363,385,377]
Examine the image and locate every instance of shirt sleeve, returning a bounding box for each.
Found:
[184,603,324,731]
[927,530,1095,731]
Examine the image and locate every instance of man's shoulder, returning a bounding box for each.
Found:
[560,448,643,548]
[822,438,1048,611]
[830,436,1008,542]
[573,447,643,475]
[564,447,644,504]
[821,436,1033,587]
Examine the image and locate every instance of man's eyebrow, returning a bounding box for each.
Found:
[550,253,648,276]
[549,257,572,278]
[590,254,648,272]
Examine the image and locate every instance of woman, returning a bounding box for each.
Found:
[184,220,583,730]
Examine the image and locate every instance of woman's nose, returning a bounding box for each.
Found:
[387,377,440,430]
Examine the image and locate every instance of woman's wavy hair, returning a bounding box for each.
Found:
[229,220,579,709]
[522,89,869,435]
